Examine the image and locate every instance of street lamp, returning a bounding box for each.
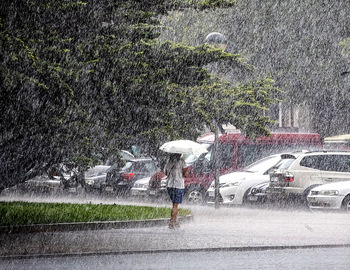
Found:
[204,32,227,209]
[204,32,227,51]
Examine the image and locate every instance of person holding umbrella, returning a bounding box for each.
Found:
[160,140,208,228]
[164,153,186,229]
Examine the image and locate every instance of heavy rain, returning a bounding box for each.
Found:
[1,0,350,269]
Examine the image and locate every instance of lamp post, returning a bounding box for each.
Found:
[341,71,350,88]
[204,32,227,51]
[204,32,227,209]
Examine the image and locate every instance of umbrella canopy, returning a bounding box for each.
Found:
[159,140,208,155]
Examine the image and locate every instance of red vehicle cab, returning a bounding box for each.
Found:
[148,132,322,204]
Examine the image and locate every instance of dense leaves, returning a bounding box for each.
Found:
[0,0,278,190]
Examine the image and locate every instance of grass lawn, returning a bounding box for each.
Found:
[0,201,192,226]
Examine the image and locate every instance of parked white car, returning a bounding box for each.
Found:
[267,151,350,203]
[206,153,294,205]
[307,181,350,212]
[130,177,151,197]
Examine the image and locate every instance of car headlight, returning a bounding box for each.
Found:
[221,181,242,188]
[318,190,339,196]
[250,187,258,195]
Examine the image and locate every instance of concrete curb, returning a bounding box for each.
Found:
[1,244,350,260]
[0,215,193,234]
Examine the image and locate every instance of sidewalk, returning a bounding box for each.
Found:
[1,205,349,259]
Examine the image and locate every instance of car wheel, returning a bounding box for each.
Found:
[341,195,350,213]
[242,188,252,205]
[185,186,204,205]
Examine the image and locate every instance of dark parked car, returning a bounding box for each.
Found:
[1,175,62,196]
[246,181,270,204]
[104,158,159,196]
[84,165,111,193]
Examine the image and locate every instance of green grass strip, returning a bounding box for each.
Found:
[0,201,192,226]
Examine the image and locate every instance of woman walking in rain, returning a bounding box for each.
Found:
[164,153,186,229]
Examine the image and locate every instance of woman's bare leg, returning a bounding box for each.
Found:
[169,203,178,228]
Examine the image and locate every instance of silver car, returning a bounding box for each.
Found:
[84,165,111,193]
[130,177,151,197]
[307,181,350,212]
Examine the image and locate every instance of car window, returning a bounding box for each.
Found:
[299,155,322,169]
[195,144,234,170]
[185,154,200,165]
[243,155,282,173]
[122,162,134,171]
[217,144,234,168]
[275,158,296,170]
[237,145,266,168]
[335,155,350,172]
[299,154,350,172]
[319,155,350,172]
[236,144,318,168]
[184,143,211,165]
[191,150,212,174]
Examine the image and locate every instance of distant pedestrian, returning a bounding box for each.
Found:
[164,153,186,229]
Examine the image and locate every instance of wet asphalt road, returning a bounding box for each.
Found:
[1,246,350,270]
[1,194,350,269]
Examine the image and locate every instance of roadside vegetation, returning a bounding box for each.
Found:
[0,201,191,226]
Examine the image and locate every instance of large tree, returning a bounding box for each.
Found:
[0,0,279,191]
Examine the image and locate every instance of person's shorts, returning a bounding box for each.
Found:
[167,187,185,204]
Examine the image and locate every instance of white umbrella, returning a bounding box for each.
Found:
[159,140,208,155]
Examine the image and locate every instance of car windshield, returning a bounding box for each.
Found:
[184,154,199,165]
[242,155,282,173]
[184,143,211,165]
[85,166,110,177]
[275,158,296,170]
[121,161,134,171]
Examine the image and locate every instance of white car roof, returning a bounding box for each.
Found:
[312,181,350,191]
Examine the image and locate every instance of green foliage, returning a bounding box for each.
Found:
[189,77,281,139]
[0,0,278,190]
[0,201,191,226]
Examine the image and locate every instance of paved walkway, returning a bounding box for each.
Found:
[1,203,350,258]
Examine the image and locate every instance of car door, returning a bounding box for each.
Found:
[319,154,350,184]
